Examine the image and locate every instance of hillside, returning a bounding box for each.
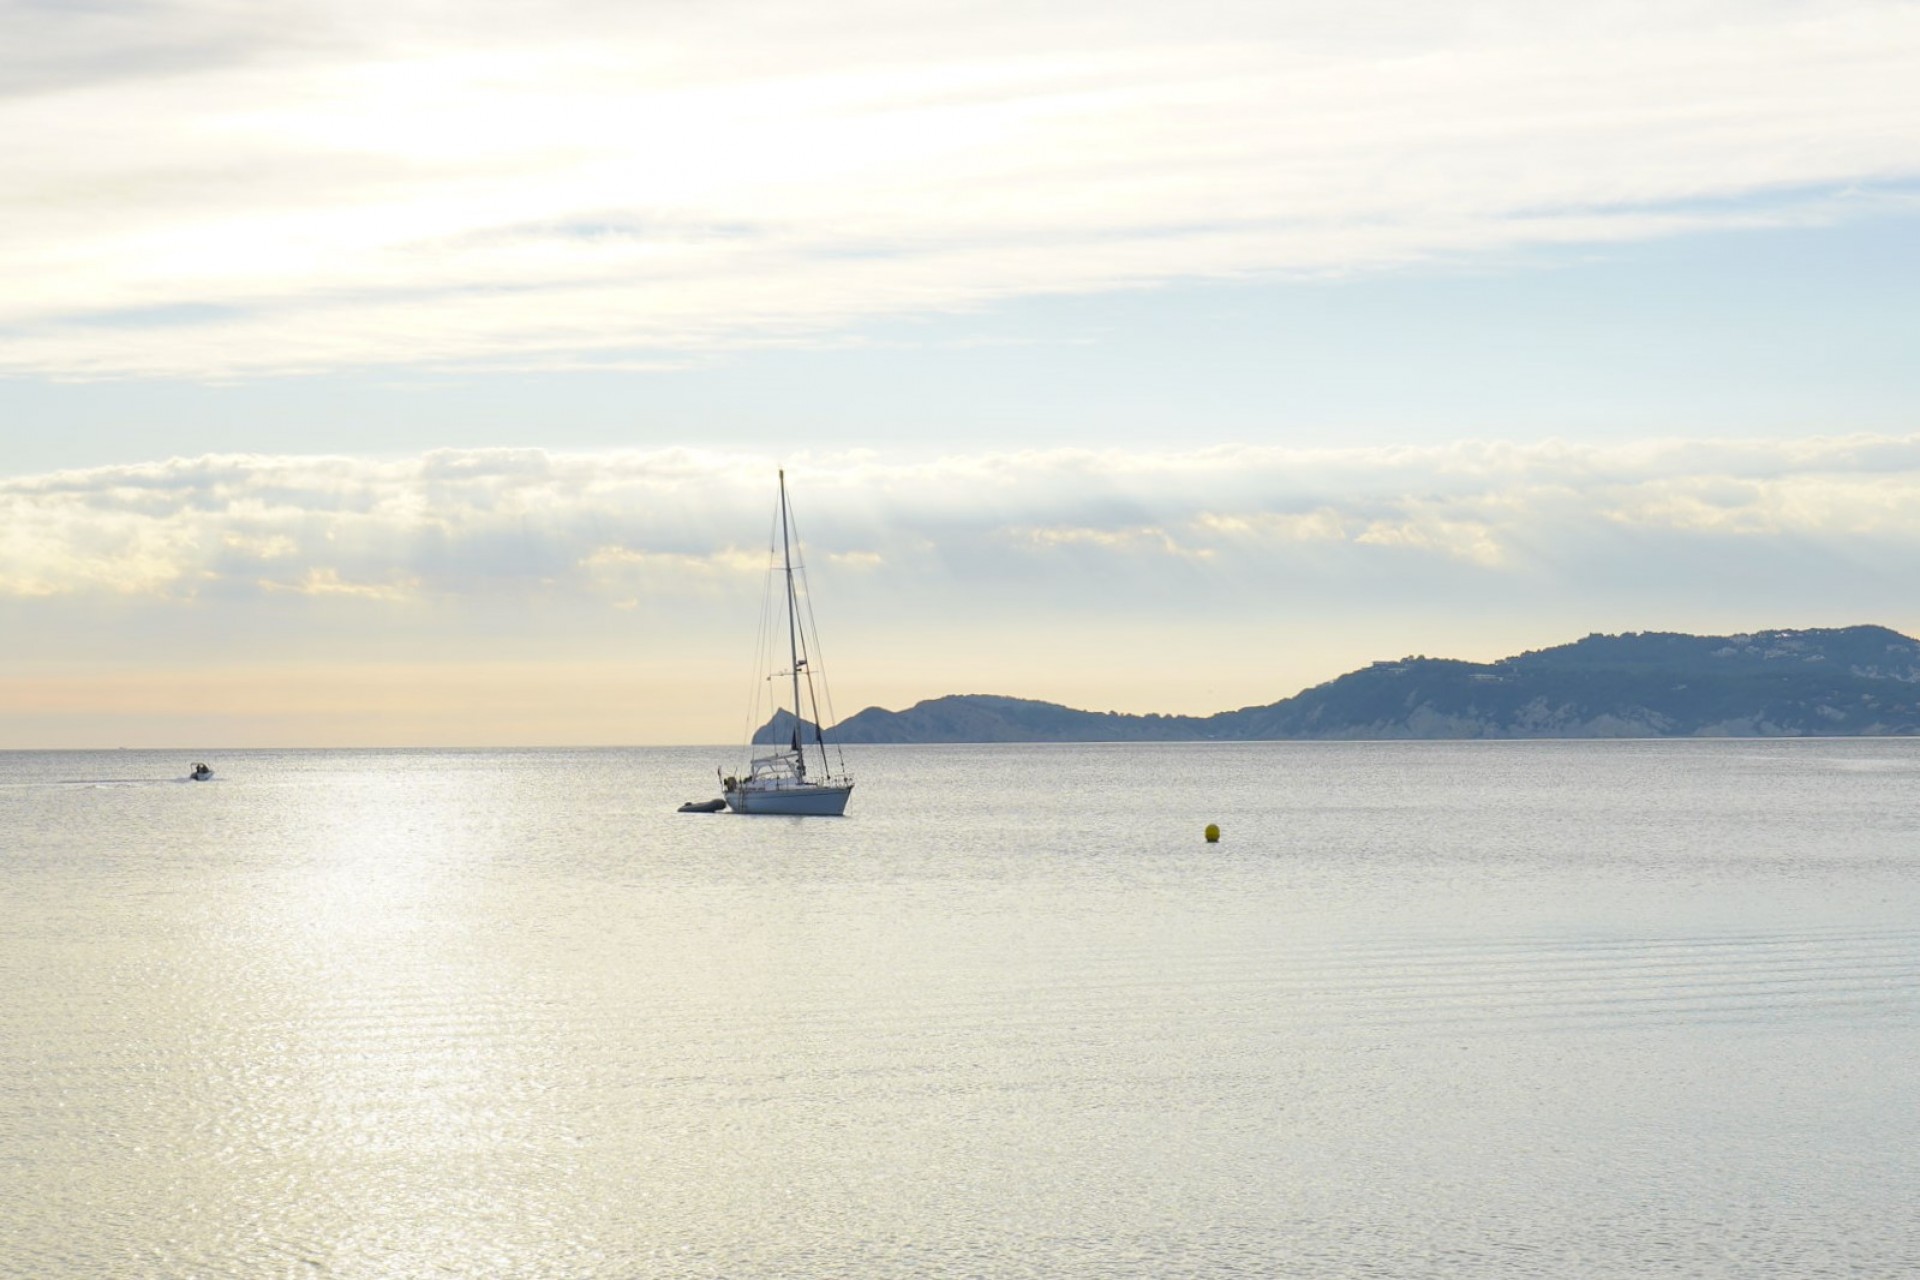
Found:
[755,626,1920,743]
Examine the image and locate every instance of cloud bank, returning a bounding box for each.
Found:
[5,0,1919,376]
[4,437,1916,610]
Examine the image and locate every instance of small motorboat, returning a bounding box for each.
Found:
[677,798,726,813]
[189,763,213,781]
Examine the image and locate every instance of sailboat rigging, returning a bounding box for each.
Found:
[719,471,855,816]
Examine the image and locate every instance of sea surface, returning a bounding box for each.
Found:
[3,740,1918,1278]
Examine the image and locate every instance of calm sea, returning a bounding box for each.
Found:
[3,741,1918,1278]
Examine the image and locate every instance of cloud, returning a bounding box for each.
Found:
[1018,524,1215,562]
[4,437,1919,613]
[259,567,420,601]
[4,1,1919,376]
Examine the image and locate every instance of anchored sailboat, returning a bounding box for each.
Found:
[719,471,855,816]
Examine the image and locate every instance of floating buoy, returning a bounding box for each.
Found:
[1204,823,1220,843]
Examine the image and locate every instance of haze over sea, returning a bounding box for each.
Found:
[4,739,1917,1278]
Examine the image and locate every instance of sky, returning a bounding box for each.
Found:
[3,0,1919,747]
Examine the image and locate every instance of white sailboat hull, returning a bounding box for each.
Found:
[724,781,853,816]
[715,472,855,818]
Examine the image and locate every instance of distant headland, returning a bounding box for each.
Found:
[757,625,1920,743]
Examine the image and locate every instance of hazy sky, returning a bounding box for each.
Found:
[4,0,1919,746]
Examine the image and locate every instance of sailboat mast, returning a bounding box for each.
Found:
[778,470,804,770]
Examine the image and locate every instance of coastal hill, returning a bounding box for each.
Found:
[758,626,1920,742]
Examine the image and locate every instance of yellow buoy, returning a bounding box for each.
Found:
[1204,823,1220,843]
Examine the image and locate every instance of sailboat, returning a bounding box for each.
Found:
[719,471,855,816]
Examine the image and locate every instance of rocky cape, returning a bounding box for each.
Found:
[755,626,1920,743]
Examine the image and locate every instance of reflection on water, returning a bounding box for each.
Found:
[3,741,1919,1277]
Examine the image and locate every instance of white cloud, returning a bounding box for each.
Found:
[4,437,1919,609]
[1019,524,1215,562]
[4,0,1918,376]
[1195,511,1350,544]
[258,567,421,601]
[1352,515,1507,568]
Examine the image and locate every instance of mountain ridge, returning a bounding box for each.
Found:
[755,625,1920,743]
